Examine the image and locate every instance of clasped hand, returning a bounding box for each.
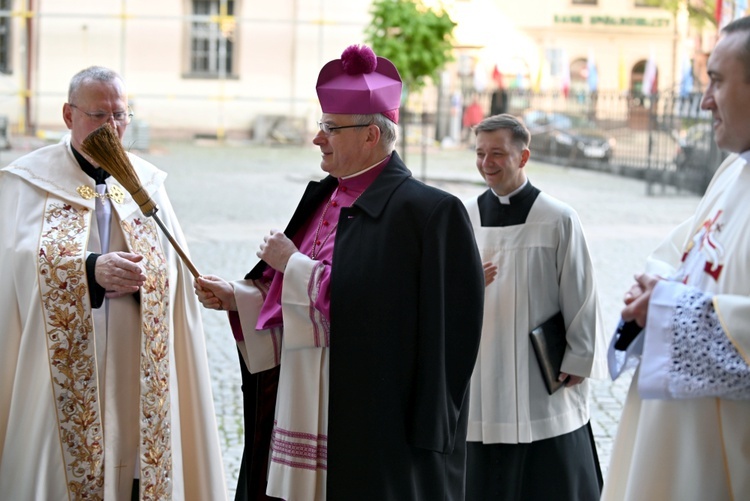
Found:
[621,272,662,328]
[95,251,146,298]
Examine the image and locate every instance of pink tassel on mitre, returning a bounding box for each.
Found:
[341,45,378,75]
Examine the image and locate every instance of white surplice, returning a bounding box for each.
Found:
[465,192,607,444]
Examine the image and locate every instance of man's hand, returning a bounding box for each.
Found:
[483,261,498,287]
[257,229,299,272]
[194,275,237,311]
[95,251,146,298]
[559,373,585,387]
[621,273,662,328]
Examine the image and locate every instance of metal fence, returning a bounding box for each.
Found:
[420,89,727,195]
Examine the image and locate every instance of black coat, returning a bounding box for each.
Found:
[237,151,484,500]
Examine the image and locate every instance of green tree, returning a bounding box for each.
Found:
[365,0,456,93]
[365,0,456,160]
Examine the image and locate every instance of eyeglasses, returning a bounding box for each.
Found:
[317,121,371,135]
[69,103,134,125]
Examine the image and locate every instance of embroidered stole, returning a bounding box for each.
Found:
[37,196,172,500]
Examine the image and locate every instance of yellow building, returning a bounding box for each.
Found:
[446,0,687,97]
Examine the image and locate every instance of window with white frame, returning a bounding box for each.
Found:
[188,0,236,78]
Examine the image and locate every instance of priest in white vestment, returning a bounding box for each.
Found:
[464,114,608,501]
[603,17,750,501]
[0,66,226,501]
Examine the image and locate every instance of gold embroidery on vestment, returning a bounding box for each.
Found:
[38,202,174,500]
[121,217,173,499]
[39,201,105,501]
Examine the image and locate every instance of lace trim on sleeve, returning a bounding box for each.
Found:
[669,289,750,399]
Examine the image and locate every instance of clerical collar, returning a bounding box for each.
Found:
[337,155,390,195]
[72,146,110,185]
[492,178,528,205]
[341,154,391,180]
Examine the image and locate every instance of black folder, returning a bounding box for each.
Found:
[530,312,568,395]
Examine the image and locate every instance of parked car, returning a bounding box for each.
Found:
[522,110,616,162]
[674,122,726,171]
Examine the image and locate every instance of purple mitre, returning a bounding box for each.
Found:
[316,44,402,123]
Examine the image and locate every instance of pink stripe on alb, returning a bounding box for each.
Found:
[271,457,327,471]
[272,424,328,442]
[307,261,330,347]
[271,422,328,471]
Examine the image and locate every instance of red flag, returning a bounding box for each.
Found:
[492,65,504,89]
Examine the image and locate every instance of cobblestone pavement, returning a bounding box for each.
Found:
[1,139,701,497]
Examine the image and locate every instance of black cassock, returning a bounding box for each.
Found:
[235,151,485,501]
[465,183,603,501]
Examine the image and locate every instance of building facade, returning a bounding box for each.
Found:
[0,0,701,141]
[446,0,692,97]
